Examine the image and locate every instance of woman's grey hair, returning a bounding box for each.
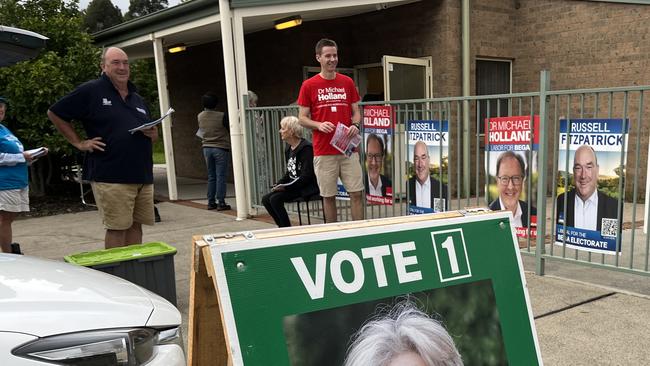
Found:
[280,116,303,138]
[343,300,463,366]
[248,90,258,107]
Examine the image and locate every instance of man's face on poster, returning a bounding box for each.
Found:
[573,145,599,201]
[497,155,524,208]
[414,142,430,185]
[366,137,383,181]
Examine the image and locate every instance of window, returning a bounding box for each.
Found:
[476,59,511,133]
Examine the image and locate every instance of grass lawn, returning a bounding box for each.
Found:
[153,138,165,164]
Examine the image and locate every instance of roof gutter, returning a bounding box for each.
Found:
[93,0,219,43]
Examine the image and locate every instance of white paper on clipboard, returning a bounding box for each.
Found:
[128,107,175,134]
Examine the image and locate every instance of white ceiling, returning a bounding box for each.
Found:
[122,0,416,59]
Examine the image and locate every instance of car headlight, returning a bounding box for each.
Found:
[12,327,180,365]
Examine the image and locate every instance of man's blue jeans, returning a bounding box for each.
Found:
[203,147,230,205]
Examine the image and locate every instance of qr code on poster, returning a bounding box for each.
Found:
[601,218,618,237]
[433,198,446,213]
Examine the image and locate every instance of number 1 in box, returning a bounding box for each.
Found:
[431,228,472,282]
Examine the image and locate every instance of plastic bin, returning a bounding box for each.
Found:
[65,242,178,306]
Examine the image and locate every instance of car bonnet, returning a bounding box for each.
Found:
[0,254,157,337]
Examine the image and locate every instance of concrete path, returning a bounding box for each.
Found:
[13,200,650,365]
[12,165,650,365]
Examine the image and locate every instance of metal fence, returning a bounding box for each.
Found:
[244,71,650,278]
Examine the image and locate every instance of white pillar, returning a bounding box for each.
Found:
[219,0,249,219]
[152,38,178,201]
[232,12,254,214]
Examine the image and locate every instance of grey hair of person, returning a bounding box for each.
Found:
[343,300,463,366]
[280,115,303,138]
[248,90,258,107]
[100,46,128,69]
[100,47,114,65]
[496,150,526,178]
[575,144,599,166]
[414,140,429,159]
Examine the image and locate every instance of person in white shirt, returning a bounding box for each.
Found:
[364,133,392,198]
[488,151,536,228]
[556,145,619,231]
[407,140,448,212]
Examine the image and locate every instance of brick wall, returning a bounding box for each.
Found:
[163,0,650,200]
[512,0,650,199]
[468,0,518,195]
[513,0,650,91]
[167,1,460,178]
[243,1,458,105]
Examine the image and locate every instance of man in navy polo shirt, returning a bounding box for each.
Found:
[48,47,158,249]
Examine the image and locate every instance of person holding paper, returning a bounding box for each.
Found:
[197,92,231,211]
[48,47,158,249]
[0,97,44,254]
[262,116,319,227]
[298,38,364,223]
[556,145,618,231]
[408,140,448,211]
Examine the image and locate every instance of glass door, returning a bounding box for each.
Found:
[382,56,432,200]
[382,55,431,101]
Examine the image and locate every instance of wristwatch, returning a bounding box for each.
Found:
[352,122,360,129]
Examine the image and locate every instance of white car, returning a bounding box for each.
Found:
[0,254,185,365]
[0,25,48,67]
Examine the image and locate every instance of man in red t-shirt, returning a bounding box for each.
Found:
[298,39,364,223]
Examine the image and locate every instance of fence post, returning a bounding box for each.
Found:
[535,70,551,275]
[243,95,257,211]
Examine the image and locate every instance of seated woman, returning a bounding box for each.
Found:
[262,116,319,227]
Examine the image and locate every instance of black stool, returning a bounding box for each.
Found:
[291,194,325,225]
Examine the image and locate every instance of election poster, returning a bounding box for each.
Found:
[335,178,350,200]
[406,120,449,214]
[284,282,505,365]
[363,106,394,205]
[205,211,542,365]
[555,118,628,254]
[485,115,539,238]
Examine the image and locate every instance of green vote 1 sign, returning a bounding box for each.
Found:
[211,211,542,365]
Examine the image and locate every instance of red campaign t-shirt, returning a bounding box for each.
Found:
[297,73,360,156]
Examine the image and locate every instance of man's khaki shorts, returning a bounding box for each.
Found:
[314,152,364,197]
[91,182,154,230]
